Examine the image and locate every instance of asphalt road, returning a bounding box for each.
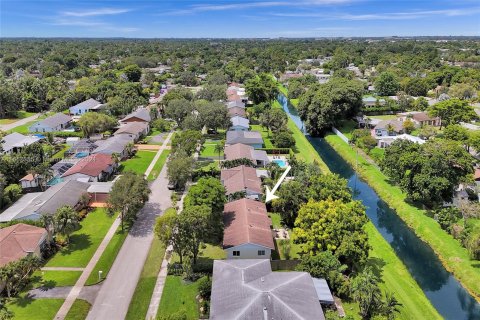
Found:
[86,163,172,320]
[0,113,40,131]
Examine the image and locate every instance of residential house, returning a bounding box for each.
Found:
[114,122,149,142]
[92,135,134,159]
[69,98,104,115]
[120,107,151,124]
[1,132,40,154]
[0,180,90,222]
[227,106,246,118]
[88,180,115,206]
[363,96,386,107]
[223,199,274,259]
[221,165,262,199]
[224,143,269,167]
[29,113,72,133]
[229,116,250,131]
[377,134,426,148]
[226,100,245,109]
[0,224,48,267]
[397,111,441,127]
[226,131,263,149]
[62,153,115,182]
[19,174,41,190]
[65,139,98,157]
[373,119,404,137]
[210,259,325,320]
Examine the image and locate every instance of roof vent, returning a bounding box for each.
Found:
[263,307,268,320]
[261,277,264,282]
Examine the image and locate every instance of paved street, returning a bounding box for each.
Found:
[85,133,173,320]
[0,113,40,131]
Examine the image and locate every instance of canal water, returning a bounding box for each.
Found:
[278,94,480,320]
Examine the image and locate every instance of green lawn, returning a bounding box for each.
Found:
[157,276,203,320]
[365,223,441,320]
[52,144,70,160]
[147,150,170,181]
[200,143,223,158]
[46,208,116,268]
[65,299,91,320]
[85,227,128,285]
[337,119,358,139]
[325,133,480,301]
[250,124,275,148]
[120,150,156,175]
[277,81,289,96]
[0,111,37,124]
[31,270,82,288]
[6,297,64,320]
[126,238,166,320]
[269,212,282,228]
[369,114,397,120]
[8,113,50,134]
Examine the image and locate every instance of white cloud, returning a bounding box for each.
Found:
[164,0,355,15]
[61,8,131,17]
[272,7,480,20]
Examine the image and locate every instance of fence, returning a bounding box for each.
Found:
[332,127,349,144]
[270,259,300,271]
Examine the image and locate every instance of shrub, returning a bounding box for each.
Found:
[434,207,461,232]
[197,277,212,299]
[274,131,295,148]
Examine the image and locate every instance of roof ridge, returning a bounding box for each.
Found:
[270,291,308,320]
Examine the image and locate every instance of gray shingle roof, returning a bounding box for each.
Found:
[1,133,40,153]
[121,107,151,122]
[93,135,134,155]
[226,131,263,146]
[73,98,102,110]
[230,116,250,128]
[35,113,72,129]
[0,180,90,222]
[114,122,149,135]
[210,259,325,320]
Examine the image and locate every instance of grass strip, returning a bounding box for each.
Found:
[125,238,166,320]
[148,150,170,181]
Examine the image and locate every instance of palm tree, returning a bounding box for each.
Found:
[214,140,224,160]
[53,206,79,242]
[125,142,135,157]
[40,214,54,243]
[382,292,402,320]
[111,152,121,167]
[351,267,383,319]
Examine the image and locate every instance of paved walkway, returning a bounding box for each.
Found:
[86,132,174,320]
[144,131,173,177]
[29,284,102,304]
[41,267,85,272]
[54,217,121,319]
[0,113,40,131]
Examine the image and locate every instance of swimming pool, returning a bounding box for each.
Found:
[272,159,287,168]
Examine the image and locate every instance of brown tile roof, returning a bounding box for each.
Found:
[62,153,113,178]
[0,223,46,266]
[224,143,254,162]
[223,199,274,249]
[221,165,262,195]
[412,112,437,122]
[20,173,38,182]
[227,107,246,117]
[228,94,241,102]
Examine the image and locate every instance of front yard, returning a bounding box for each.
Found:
[120,150,157,174]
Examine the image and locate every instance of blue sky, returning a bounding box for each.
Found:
[1,0,479,38]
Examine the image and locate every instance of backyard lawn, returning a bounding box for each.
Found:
[126,238,166,320]
[250,124,274,148]
[369,114,397,120]
[120,150,156,175]
[147,150,170,181]
[157,276,204,320]
[52,144,70,159]
[46,208,115,268]
[200,142,223,158]
[325,133,480,301]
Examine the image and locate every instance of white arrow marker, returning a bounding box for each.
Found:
[265,165,292,203]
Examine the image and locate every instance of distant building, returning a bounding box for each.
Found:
[363,96,386,107]
[229,116,250,131]
[29,113,72,133]
[120,107,151,124]
[397,111,441,127]
[223,199,274,259]
[226,100,245,109]
[226,131,263,149]
[19,173,41,190]
[377,134,426,148]
[373,119,404,137]
[69,98,104,115]
[1,132,40,154]
[210,259,325,320]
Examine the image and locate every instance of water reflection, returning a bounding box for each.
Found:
[278,94,480,320]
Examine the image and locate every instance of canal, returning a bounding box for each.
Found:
[278,94,480,320]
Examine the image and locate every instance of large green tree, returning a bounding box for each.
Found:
[375,72,399,96]
[245,73,279,104]
[298,78,363,136]
[107,171,150,229]
[167,151,194,190]
[428,98,477,129]
[294,199,369,270]
[53,206,79,242]
[77,112,117,137]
